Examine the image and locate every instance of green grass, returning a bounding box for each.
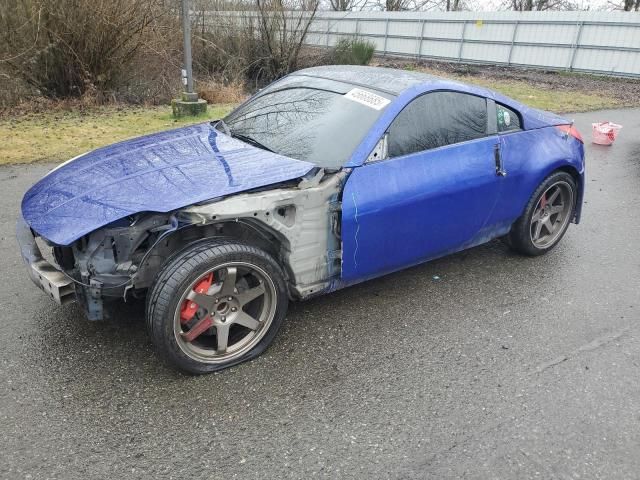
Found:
[333,38,376,66]
[0,104,234,165]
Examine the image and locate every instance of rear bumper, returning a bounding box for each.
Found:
[16,215,75,305]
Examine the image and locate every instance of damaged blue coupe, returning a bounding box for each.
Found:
[18,66,585,374]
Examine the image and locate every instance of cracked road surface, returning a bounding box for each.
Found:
[1,109,639,479]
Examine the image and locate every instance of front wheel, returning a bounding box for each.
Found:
[146,240,289,374]
[507,171,577,256]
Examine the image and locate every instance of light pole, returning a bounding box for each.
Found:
[182,0,195,96]
[172,0,207,117]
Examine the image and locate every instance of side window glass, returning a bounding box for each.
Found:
[388,91,487,158]
[496,104,521,132]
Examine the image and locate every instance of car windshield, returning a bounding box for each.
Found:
[219,80,394,169]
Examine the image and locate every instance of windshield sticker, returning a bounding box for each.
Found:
[344,88,391,110]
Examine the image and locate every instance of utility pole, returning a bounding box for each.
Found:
[182,0,195,95]
[172,0,207,117]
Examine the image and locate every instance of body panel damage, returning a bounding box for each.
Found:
[65,170,346,319]
[16,65,585,327]
[21,123,315,246]
[177,169,347,299]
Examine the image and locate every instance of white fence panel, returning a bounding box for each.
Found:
[204,11,640,77]
[309,12,640,77]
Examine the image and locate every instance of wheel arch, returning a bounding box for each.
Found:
[136,219,296,296]
[512,161,584,226]
[205,219,296,287]
[543,163,584,223]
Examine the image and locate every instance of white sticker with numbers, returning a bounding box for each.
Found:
[344,88,391,110]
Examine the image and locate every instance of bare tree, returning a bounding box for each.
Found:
[0,0,172,98]
[384,0,444,10]
[253,0,319,81]
[327,0,373,10]
[507,0,584,9]
[329,0,354,9]
[618,0,640,10]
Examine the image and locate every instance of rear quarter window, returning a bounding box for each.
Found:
[496,104,522,132]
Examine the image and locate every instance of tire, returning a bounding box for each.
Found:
[507,171,577,256]
[146,239,289,374]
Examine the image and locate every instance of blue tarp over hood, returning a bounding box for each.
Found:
[22,123,315,245]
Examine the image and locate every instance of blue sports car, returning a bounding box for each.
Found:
[17,66,585,374]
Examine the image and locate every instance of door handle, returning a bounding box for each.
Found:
[494,143,507,177]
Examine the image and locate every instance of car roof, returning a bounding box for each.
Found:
[292,65,440,96]
[293,65,568,131]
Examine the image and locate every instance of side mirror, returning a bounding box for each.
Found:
[366,133,389,163]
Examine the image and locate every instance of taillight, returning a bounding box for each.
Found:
[556,124,584,143]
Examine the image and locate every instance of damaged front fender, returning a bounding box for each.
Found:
[21,123,316,246]
[178,169,347,298]
[65,169,347,319]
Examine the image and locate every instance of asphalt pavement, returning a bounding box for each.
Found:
[1,109,639,479]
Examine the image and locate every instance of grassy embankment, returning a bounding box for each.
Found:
[0,105,234,165]
[0,70,631,165]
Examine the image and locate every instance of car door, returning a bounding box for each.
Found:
[341,91,505,282]
[488,101,535,227]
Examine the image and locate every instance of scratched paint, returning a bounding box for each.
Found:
[341,100,583,282]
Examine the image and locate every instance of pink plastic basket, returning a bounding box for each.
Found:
[591,122,622,146]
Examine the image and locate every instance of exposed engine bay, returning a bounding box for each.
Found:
[45,169,346,320]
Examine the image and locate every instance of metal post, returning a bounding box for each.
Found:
[326,19,331,48]
[173,0,206,117]
[182,0,194,95]
[507,21,519,65]
[416,20,426,60]
[355,18,360,37]
[569,21,584,72]
[383,18,390,57]
[457,20,467,62]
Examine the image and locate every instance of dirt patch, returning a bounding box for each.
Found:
[374,56,640,112]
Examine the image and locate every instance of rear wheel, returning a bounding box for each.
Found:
[146,240,288,374]
[507,171,576,256]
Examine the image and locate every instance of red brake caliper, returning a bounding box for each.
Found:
[540,191,547,209]
[180,273,214,342]
[180,272,214,323]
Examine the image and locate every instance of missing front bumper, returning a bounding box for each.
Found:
[16,215,75,305]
